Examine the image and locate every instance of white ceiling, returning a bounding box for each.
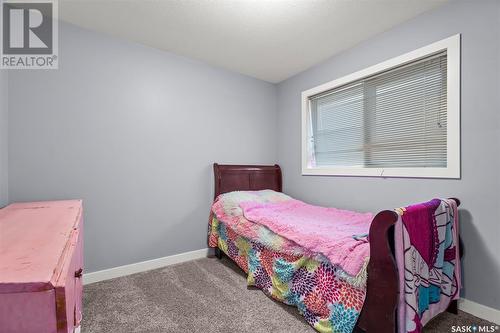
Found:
[59,0,448,83]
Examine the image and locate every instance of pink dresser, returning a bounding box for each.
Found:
[0,200,83,333]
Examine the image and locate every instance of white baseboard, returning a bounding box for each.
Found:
[83,248,211,285]
[459,298,500,324]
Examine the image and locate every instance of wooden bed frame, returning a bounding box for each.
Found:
[210,163,460,333]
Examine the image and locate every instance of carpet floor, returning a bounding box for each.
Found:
[82,256,494,333]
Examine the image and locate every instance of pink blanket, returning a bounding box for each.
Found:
[240,199,373,276]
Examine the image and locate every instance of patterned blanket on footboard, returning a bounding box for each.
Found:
[395,199,461,333]
[209,217,365,333]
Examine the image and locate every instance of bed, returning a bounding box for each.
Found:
[208,163,461,333]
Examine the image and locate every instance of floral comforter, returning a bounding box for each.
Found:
[208,190,368,333]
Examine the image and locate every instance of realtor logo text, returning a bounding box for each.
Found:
[1,0,58,69]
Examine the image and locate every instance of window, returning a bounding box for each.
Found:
[302,34,460,178]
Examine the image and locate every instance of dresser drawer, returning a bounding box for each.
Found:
[0,290,58,333]
[0,200,83,333]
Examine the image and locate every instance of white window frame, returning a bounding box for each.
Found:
[301,34,461,179]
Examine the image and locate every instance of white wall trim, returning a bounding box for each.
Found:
[83,248,211,285]
[301,34,461,179]
[459,298,500,325]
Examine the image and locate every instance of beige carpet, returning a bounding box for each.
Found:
[82,257,494,333]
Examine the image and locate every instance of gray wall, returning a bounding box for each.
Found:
[6,0,500,312]
[8,23,277,273]
[0,70,7,207]
[277,0,500,310]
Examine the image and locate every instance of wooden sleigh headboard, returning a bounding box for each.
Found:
[213,163,282,200]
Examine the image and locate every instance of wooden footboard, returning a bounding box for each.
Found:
[210,163,461,333]
[354,198,461,333]
[355,210,399,333]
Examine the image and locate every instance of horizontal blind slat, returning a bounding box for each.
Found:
[310,52,447,168]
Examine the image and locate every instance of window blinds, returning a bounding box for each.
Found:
[309,52,447,169]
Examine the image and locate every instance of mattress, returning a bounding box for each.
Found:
[209,216,366,333]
